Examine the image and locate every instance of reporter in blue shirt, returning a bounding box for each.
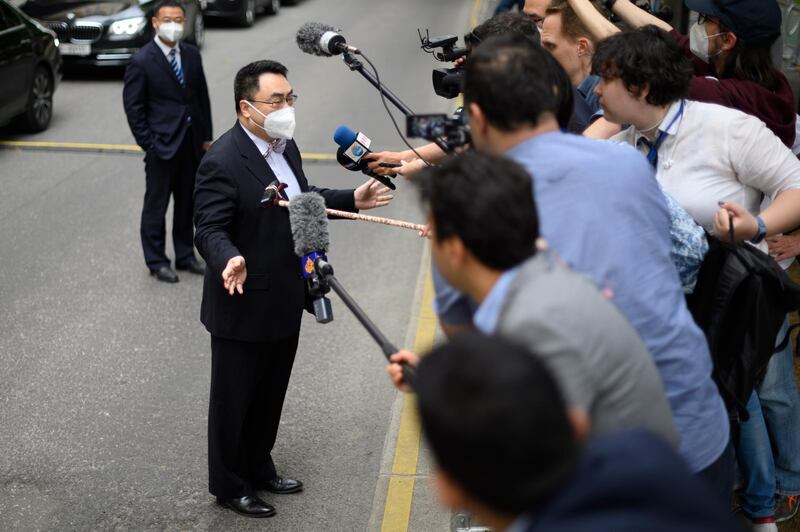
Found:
[434,35,732,501]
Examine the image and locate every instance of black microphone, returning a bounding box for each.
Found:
[296,22,359,57]
[288,192,333,323]
[333,125,396,190]
[288,192,416,388]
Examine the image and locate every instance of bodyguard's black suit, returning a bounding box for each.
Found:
[194,122,356,498]
[123,39,212,271]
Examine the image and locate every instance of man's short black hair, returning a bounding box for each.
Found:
[471,12,540,47]
[153,0,185,18]
[416,332,580,514]
[416,152,538,271]
[464,35,563,131]
[591,26,692,107]
[233,60,289,114]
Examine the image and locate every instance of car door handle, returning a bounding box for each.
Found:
[19,38,31,45]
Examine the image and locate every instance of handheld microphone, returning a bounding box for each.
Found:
[289,192,333,323]
[333,125,396,190]
[296,22,359,57]
[288,192,416,388]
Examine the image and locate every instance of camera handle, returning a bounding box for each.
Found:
[341,53,451,154]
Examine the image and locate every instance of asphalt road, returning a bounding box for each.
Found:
[0,0,473,529]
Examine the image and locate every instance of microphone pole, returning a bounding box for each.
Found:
[315,257,417,388]
[341,52,451,155]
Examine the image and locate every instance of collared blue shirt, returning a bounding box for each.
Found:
[473,267,521,335]
[576,74,603,123]
[434,131,729,473]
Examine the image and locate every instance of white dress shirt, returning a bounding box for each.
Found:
[154,35,181,71]
[239,123,302,199]
[613,99,800,249]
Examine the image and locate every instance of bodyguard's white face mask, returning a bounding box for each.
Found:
[245,101,296,140]
[689,22,724,63]
[157,21,184,43]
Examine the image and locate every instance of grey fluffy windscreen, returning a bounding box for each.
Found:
[296,22,335,56]
[289,192,330,256]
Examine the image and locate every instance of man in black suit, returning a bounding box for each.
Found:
[123,0,211,283]
[194,60,392,518]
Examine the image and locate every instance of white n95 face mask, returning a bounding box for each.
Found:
[246,102,296,140]
[689,22,724,63]
[157,21,184,43]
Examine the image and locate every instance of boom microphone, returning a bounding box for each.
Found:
[288,192,416,388]
[289,193,333,323]
[333,125,396,190]
[296,22,359,57]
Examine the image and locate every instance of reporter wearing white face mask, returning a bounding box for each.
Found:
[123,0,213,283]
[563,0,795,147]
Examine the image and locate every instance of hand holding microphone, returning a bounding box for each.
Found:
[333,125,397,190]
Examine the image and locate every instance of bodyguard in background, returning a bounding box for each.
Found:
[123,0,212,283]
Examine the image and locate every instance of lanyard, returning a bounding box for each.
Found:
[646,99,684,168]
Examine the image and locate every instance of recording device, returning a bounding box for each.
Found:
[419,29,467,99]
[607,0,672,23]
[406,111,470,150]
[296,22,360,56]
[333,125,396,190]
[289,193,333,323]
[288,192,417,387]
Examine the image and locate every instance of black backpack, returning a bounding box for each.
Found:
[686,234,800,420]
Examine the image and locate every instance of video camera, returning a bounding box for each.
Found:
[418,30,469,99]
[406,110,470,150]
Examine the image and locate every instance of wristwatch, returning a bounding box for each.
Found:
[750,215,767,244]
[603,0,618,11]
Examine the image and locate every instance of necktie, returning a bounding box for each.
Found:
[263,139,286,158]
[637,136,658,168]
[168,48,185,87]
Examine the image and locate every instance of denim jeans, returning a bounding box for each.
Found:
[758,318,800,496]
[737,391,777,518]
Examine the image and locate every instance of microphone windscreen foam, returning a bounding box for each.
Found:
[289,192,330,257]
[296,22,336,56]
[333,125,358,148]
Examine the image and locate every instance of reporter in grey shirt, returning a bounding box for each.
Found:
[388,152,679,448]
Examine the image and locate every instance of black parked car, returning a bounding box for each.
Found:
[0,0,61,131]
[16,0,205,68]
[205,0,292,28]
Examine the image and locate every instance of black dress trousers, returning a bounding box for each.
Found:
[140,126,201,271]
[207,331,300,498]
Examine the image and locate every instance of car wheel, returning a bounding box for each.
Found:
[264,0,280,15]
[19,66,53,133]
[235,0,256,27]
[192,13,205,48]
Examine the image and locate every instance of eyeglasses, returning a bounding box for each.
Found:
[250,94,298,108]
[158,17,185,24]
[697,13,718,26]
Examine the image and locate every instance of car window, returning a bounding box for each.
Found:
[0,2,22,30]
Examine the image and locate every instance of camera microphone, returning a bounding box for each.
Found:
[333,125,396,190]
[296,22,359,57]
[288,192,333,323]
[288,192,416,388]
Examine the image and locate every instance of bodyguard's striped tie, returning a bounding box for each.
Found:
[168,48,185,87]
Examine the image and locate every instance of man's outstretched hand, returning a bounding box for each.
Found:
[222,256,247,295]
[355,178,394,210]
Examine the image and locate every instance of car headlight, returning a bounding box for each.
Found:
[109,16,146,36]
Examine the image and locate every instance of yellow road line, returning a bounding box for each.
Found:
[380,272,436,532]
[0,140,336,161]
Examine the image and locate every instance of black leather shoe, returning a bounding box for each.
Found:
[176,258,205,275]
[262,477,303,494]
[150,266,179,283]
[216,495,276,518]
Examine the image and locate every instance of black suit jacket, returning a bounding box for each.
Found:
[122,40,212,159]
[194,122,357,342]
